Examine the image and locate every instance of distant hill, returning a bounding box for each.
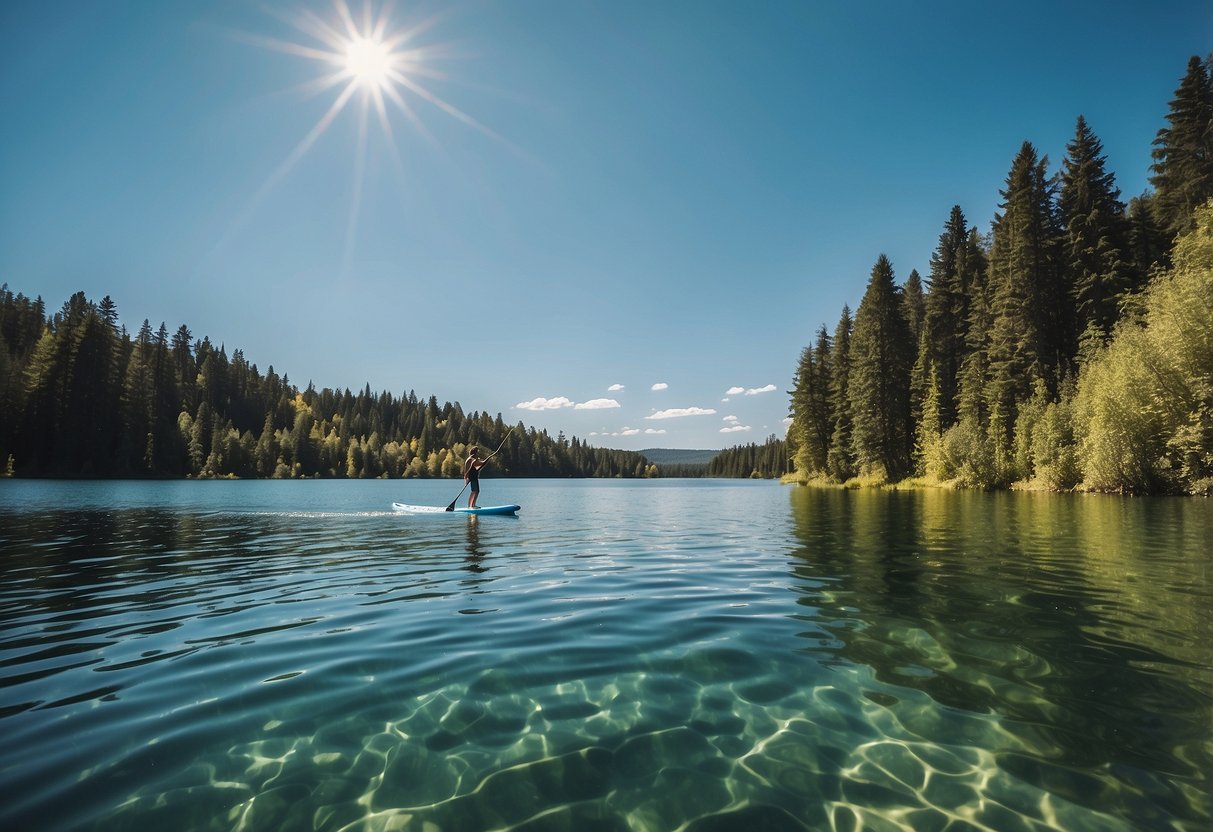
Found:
[640,448,720,466]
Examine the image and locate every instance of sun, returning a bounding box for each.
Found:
[221,1,517,277]
[343,35,392,89]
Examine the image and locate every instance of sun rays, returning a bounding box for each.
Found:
[219,0,508,276]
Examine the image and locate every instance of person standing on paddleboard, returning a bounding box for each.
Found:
[463,447,489,509]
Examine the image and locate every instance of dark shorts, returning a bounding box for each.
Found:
[468,473,480,492]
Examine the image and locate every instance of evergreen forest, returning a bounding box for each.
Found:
[705,436,790,479]
[0,292,659,480]
[788,55,1213,495]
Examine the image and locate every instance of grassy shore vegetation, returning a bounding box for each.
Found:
[787,56,1213,496]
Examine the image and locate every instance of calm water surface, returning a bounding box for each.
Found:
[0,479,1210,831]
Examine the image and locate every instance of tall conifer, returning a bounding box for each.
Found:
[1060,116,1130,341]
[848,255,914,479]
[827,306,856,481]
[985,142,1067,460]
[1150,56,1213,241]
[924,206,974,428]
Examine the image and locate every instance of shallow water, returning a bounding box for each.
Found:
[0,479,1209,831]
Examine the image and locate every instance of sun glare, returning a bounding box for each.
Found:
[221,1,518,277]
[344,36,391,87]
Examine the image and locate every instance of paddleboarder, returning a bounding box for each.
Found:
[463,446,488,509]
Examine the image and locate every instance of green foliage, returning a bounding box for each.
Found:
[1013,379,1080,489]
[1060,116,1132,341]
[916,359,946,480]
[985,141,1068,441]
[827,306,856,481]
[788,325,833,477]
[1150,56,1213,242]
[941,416,997,489]
[848,255,914,480]
[1073,199,1213,493]
[787,56,1210,496]
[0,289,650,480]
[706,435,789,479]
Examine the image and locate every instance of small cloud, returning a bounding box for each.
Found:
[595,426,643,437]
[646,407,717,420]
[720,425,752,433]
[782,417,793,427]
[515,396,574,411]
[644,428,666,435]
[651,382,669,391]
[726,386,745,396]
[576,398,620,410]
[723,415,739,423]
[721,397,731,403]
[608,383,625,392]
[745,384,777,396]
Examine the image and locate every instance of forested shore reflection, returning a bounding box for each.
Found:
[786,486,1212,823]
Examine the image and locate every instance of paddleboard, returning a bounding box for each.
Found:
[392,502,520,516]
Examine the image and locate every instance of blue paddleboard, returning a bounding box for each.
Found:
[392,502,520,516]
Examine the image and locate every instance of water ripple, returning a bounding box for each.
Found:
[0,481,1209,830]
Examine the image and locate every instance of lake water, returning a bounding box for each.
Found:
[1,479,1210,831]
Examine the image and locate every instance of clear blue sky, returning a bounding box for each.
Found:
[1,1,1207,449]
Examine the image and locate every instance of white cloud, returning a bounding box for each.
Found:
[575,398,620,410]
[515,396,574,411]
[782,417,794,427]
[608,383,625,392]
[720,424,752,433]
[726,386,745,396]
[651,382,669,391]
[745,384,777,396]
[646,407,717,420]
[593,426,643,437]
[644,428,666,435]
[723,415,739,423]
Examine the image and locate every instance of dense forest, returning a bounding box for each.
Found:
[0,291,664,479]
[706,436,790,479]
[787,55,1213,495]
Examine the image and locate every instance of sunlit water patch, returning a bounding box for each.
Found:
[1,479,1209,831]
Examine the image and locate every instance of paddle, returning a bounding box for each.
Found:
[445,427,515,511]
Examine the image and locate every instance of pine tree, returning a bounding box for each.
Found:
[916,353,944,478]
[827,305,856,481]
[121,321,155,473]
[789,345,815,475]
[954,233,993,453]
[1127,193,1168,286]
[790,326,834,477]
[848,255,914,480]
[902,269,925,344]
[1060,115,1131,341]
[903,269,926,449]
[984,141,1067,467]
[924,206,974,428]
[1150,56,1213,242]
[22,325,66,470]
[809,324,834,473]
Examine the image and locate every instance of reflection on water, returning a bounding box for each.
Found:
[0,480,1209,831]
[788,488,1213,827]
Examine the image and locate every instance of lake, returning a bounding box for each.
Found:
[0,479,1209,831]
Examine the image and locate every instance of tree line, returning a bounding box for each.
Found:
[705,435,790,479]
[0,292,658,479]
[788,55,1213,495]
